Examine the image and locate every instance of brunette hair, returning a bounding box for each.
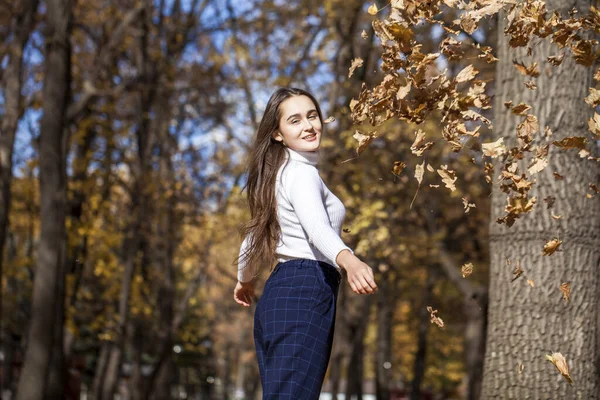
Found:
[234,87,324,280]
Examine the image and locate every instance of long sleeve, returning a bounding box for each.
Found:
[237,234,254,283]
[285,165,353,268]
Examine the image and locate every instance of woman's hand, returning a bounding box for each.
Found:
[234,280,255,307]
[336,250,378,295]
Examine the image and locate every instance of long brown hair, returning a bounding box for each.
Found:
[234,87,325,280]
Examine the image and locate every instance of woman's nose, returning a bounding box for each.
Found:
[302,119,314,131]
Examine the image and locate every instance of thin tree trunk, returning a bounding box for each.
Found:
[481,1,600,397]
[0,0,39,375]
[410,268,435,400]
[436,247,488,400]
[15,0,72,398]
[375,270,395,400]
[99,6,158,394]
[345,295,371,400]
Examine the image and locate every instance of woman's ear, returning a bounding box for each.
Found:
[272,131,283,142]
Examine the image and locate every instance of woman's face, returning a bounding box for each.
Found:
[272,95,322,152]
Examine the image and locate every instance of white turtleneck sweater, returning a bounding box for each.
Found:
[237,147,354,283]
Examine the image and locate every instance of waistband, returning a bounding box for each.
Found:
[274,258,341,277]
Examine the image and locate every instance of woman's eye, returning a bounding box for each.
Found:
[291,120,299,124]
[308,114,317,119]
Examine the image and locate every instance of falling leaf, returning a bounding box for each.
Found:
[437,165,457,192]
[410,161,425,209]
[392,161,406,176]
[353,130,376,156]
[323,116,335,124]
[587,113,600,138]
[542,238,562,256]
[513,61,540,77]
[368,3,378,15]
[559,282,571,302]
[544,196,556,209]
[547,53,565,66]
[585,88,600,107]
[524,80,537,90]
[512,260,524,282]
[482,138,507,158]
[527,279,535,287]
[349,57,364,78]
[511,103,531,115]
[455,64,479,83]
[411,129,434,156]
[545,352,573,385]
[461,263,474,278]
[426,306,445,329]
[518,363,525,374]
[504,101,513,109]
[343,228,351,233]
[552,136,588,150]
[429,184,440,188]
[528,157,548,175]
[462,197,476,213]
[361,29,368,39]
[396,81,412,100]
[426,164,434,173]
[551,212,562,220]
[553,172,564,180]
[415,161,424,185]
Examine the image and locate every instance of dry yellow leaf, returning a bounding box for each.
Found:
[461,263,474,278]
[552,136,588,150]
[392,161,406,176]
[545,352,573,385]
[462,197,476,213]
[368,3,378,15]
[349,57,364,78]
[559,282,571,302]
[542,238,562,256]
[587,113,600,138]
[482,138,507,158]
[511,260,523,282]
[456,64,478,83]
[427,306,445,329]
[323,116,335,124]
[437,165,457,192]
[527,279,535,287]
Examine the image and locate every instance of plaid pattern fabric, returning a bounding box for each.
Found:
[254,258,341,399]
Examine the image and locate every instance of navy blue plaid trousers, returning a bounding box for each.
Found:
[254,258,341,399]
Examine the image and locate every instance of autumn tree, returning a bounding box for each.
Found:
[15,0,72,398]
[350,0,599,398]
[481,1,599,397]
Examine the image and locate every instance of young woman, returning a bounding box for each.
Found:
[233,87,377,399]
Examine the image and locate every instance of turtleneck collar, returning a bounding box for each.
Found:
[285,147,320,166]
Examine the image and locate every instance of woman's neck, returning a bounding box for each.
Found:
[286,147,320,166]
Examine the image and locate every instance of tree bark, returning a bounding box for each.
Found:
[15,0,72,398]
[0,0,39,373]
[410,268,435,400]
[481,1,600,398]
[345,294,372,400]
[375,270,395,400]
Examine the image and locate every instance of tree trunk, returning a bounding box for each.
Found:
[375,271,395,400]
[99,6,158,393]
[410,268,435,400]
[14,0,72,398]
[0,0,39,373]
[92,341,110,398]
[481,1,600,398]
[345,295,371,400]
